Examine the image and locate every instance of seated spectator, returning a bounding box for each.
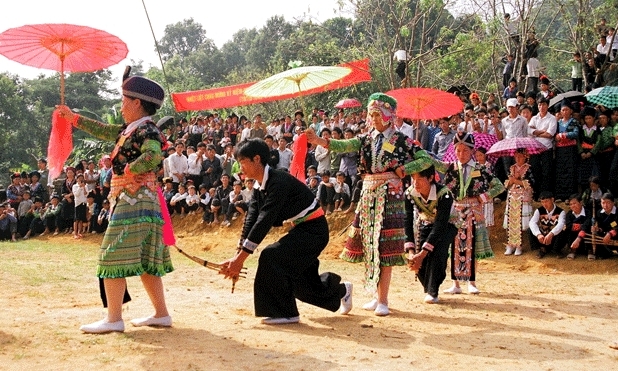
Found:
[92,199,110,234]
[581,176,605,211]
[317,170,336,215]
[307,176,320,198]
[585,192,618,260]
[28,171,46,202]
[306,165,318,185]
[528,191,567,258]
[170,183,189,217]
[0,202,18,242]
[222,180,251,227]
[21,197,46,240]
[17,190,34,237]
[185,185,201,215]
[200,187,216,224]
[210,173,233,224]
[161,177,175,214]
[42,194,62,236]
[333,171,351,212]
[565,194,592,259]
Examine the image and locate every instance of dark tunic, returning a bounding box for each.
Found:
[241,166,345,318]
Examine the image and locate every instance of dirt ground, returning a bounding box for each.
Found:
[1,206,618,371]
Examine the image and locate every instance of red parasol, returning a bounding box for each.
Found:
[0,23,128,180]
[335,98,362,109]
[386,87,463,120]
[0,23,128,104]
[486,137,548,157]
[442,132,500,165]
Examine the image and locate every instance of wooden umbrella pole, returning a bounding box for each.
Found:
[60,57,65,105]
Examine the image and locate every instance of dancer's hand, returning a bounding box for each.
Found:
[407,250,426,272]
[220,250,248,280]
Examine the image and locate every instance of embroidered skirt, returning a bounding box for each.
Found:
[503,185,533,248]
[341,172,405,293]
[97,181,173,279]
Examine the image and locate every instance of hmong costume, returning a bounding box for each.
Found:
[585,206,618,259]
[74,115,173,279]
[404,184,457,298]
[239,166,345,318]
[440,160,505,281]
[577,125,601,187]
[503,163,535,250]
[555,117,579,200]
[328,125,432,293]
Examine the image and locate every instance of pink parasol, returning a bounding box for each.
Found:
[334,98,362,109]
[442,132,500,165]
[486,137,548,157]
[385,87,463,120]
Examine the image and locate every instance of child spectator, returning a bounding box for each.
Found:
[584,192,618,260]
[185,185,201,215]
[6,173,24,210]
[28,171,46,202]
[222,180,249,227]
[17,190,34,237]
[200,187,216,224]
[162,178,175,215]
[86,192,98,234]
[565,194,591,260]
[333,171,351,212]
[42,194,62,236]
[317,170,336,215]
[60,167,76,234]
[72,173,89,239]
[0,203,18,242]
[503,148,535,256]
[93,199,110,234]
[308,176,320,198]
[569,52,584,92]
[581,176,605,211]
[306,165,318,185]
[170,183,189,217]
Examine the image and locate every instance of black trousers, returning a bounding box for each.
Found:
[254,216,345,318]
[395,61,407,80]
[528,229,568,253]
[417,224,457,298]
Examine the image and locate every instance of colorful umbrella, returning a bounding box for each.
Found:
[244,65,353,99]
[335,98,362,109]
[585,85,618,108]
[385,87,464,120]
[486,137,548,157]
[442,132,500,165]
[0,23,128,104]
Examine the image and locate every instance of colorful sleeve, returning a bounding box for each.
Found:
[328,137,361,154]
[74,116,121,141]
[127,139,163,174]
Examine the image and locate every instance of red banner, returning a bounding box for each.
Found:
[171,59,371,112]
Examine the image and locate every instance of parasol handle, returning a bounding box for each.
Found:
[60,57,65,106]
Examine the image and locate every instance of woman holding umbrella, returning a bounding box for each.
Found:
[57,74,173,333]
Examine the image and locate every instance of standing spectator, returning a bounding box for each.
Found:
[187,143,205,186]
[393,116,414,138]
[569,52,584,92]
[99,155,112,200]
[200,144,223,190]
[84,160,100,193]
[276,137,293,172]
[210,174,233,224]
[17,190,34,237]
[314,128,332,174]
[329,128,344,174]
[503,78,518,101]
[526,53,541,94]
[528,191,567,258]
[503,148,535,256]
[339,128,359,190]
[393,49,408,83]
[501,98,529,176]
[239,116,251,142]
[432,117,456,160]
[409,119,430,150]
[72,173,89,239]
[607,28,618,61]
[596,111,615,190]
[249,114,266,139]
[6,173,24,210]
[266,118,281,141]
[36,158,51,202]
[528,97,557,198]
[220,143,236,177]
[280,115,295,144]
[554,101,579,201]
[263,135,280,169]
[577,107,601,190]
[168,142,188,192]
[502,54,515,89]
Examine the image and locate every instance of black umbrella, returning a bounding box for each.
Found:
[548,91,586,112]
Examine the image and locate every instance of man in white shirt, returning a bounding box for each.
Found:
[276,137,294,171]
[526,56,541,94]
[393,49,408,82]
[314,128,332,174]
[528,97,556,198]
[168,142,188,191]
[394,116,414,139]
[187,143,206,186]
[528,191,567,258]
[501,98,529,176]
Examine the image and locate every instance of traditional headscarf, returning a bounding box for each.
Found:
[453,131,475,148]
[367,93,397,123]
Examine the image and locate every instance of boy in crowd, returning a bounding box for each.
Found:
[528,191,567,258]
[317,170,336,215]
[333,171,351,212]
[72,174,89,239]
[185,185,201,215]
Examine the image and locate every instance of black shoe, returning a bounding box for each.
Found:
[537,248,546,258]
